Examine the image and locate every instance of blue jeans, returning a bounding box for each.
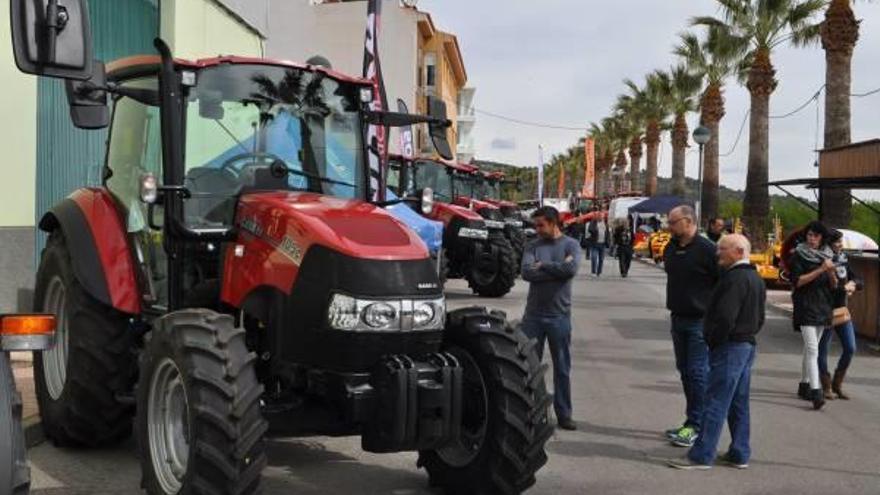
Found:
[521,314,573,420]
[589,245,605,275]
[818,320,857,375]
[689,342,756,466]
[671,316,709,431]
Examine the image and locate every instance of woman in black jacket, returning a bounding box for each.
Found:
[613,220,635,277]
[817,230,862,400]
[789,221,837,410]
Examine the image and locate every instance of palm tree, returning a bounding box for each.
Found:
[818,0,861,227]
[623,74,671,196]
[654,66,702,197]
[615,94,646,193]
[694,0,825,247]
[675,27,742,222]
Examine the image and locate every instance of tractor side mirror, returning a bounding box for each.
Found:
[427,96,453,160]
[10,0,95,80]
[199,90,225,120]
[64,60,109,129]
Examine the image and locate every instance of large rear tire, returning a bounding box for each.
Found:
[1,352,29,495]
[506,226,525,275]
[467,234,517,298]
[137,309,267,495]
[419,308,554,495]
[33,232,135,447]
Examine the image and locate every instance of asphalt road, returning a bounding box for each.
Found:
[27,258,880,494]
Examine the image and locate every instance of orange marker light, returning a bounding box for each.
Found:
[0,314,56,336]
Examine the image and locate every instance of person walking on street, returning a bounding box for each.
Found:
[817,229,862,400]
[705,217,726,244]
[789,221,836,410]
[614,220,635,278]
[668,234,766,470]
[663,205,719,448]
[586,212,610,277]
[521,206,581,431]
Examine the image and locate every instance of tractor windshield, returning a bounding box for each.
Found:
[182,64,366,225]
[413,160,452,202]
[452,173,479,199]
[482,179,502,201]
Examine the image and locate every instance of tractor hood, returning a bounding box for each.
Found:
[429,201,485,226]
[234,192,429,261]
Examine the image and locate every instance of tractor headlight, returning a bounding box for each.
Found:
[421,187,434,215]
[458,228,489,240]
[327,294,445,332]
[363,302,398,329]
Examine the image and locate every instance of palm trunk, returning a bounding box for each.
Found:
[701,83,725,223]
[645,121,660,196]
[629,137,643,193]
[671,113,688,197]
[820,0,859,228]
[615,150,628,195]
[743,49,777,251]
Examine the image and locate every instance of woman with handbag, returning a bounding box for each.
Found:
[789,221,837,410]
[817,230,862,400]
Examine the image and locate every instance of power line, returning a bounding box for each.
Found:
[769,86,824,120]
[852,86,880,98]
[472,108,585,131]
[721,109,750,157]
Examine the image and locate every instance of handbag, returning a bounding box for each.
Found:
[832,307,851,327]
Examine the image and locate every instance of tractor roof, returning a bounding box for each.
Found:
[105,55,373,86]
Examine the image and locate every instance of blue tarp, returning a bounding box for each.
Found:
[384,189,443,256]
[628,195,693,215]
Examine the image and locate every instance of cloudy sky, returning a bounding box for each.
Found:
[418,0,880,199]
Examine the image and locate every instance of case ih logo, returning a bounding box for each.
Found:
[418,282,439,290]
[280,236,304,265]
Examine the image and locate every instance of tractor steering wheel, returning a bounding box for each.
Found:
[219,152,287,177]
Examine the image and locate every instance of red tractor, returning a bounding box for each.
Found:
[389,155,518,297]
[466,170,528,269]
[9,2,552,494]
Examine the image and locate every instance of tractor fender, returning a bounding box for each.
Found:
[38,188,141,315]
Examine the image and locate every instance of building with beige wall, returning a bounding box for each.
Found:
[266,0,475,161]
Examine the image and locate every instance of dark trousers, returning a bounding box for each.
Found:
[818,320,856,375]
[617,246,633,276]
[521,314,573,421]
[589,245,605,275]
[671,316,709,431]
[689,342,756,465]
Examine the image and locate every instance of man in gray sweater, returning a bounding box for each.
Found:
[521,206,581,430]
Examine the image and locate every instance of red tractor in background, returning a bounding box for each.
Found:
[471,169,528,267]
[389,156,518,297]
[9,2,552,494]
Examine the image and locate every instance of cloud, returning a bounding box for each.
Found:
[490,137,517,150]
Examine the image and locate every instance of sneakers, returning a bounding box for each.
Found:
[669,426,698,447]
[718,453,749,470]
[667,456,711,470]
[664,425,686,439]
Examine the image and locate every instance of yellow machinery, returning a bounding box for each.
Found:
[735,217,786,287]
[648,231,672,264]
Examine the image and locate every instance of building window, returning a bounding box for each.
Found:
[424,52,437,88]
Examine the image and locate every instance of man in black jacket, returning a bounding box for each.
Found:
[663,206,719,448]
[669,234,766,470]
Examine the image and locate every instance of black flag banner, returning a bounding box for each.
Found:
[363,0,389,201]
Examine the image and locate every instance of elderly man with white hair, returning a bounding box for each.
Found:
[669,234,767,470]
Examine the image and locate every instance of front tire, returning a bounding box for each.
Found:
[136,309,267,495]
[467,234,517,298]
[506,226,525,275]
[33,232,135,447]
[0,352,29,495]
[419,308,554,495]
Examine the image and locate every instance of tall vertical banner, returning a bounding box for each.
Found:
[556,164,565,198]
[537,146,545,206]
[397,99,415,159]
[582,137,595,197]
[363,0,388,201]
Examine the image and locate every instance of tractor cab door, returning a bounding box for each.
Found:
[104,76,167,306]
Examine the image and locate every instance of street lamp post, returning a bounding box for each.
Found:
[692,126,711,227]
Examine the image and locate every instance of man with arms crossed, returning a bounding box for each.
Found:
[521,206,581,431]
